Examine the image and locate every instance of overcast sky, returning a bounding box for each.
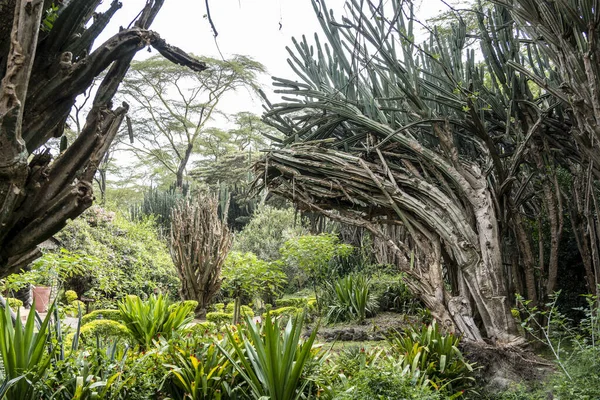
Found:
[100,0,450,121]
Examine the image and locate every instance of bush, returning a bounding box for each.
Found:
[331,367,441,400]
[325,274,377,323]
[275,297,314,308]
[370,274,417,313]
[225,303,254,317]
[64,299,85,317]
[183,321,218,337]
[64,289,78,304]
[54,208,180,302]
[118,294,195,349]
[206,312,233,326]
[210,303,225,312]
[81,309,123,326]
[387,320,474,395]
[79,319,132,344]
[6,297,22,311]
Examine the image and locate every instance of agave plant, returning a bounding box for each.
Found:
[326,274,378,323]
[118,294,195,349]
[219,311,321,400]
[0,302,55,399]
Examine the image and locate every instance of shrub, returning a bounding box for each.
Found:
[275,297,313,308]
[79,320,132,344]
[118,294,195,349]
[206,312,233,326]
[331,367,441,400]
[225,303,254,317]
[64,289,78,304]
[387,320,474,395]
[54,209,180,302]
[6,297,22,311]
[81,309,123,326]
[370,274,417,313]
[211,303,225,312]
[183,321,218,337]
[64,300,85,317]
[325,274,378,323]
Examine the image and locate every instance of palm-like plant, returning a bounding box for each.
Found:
[0,302,55,399]
[326,274,377,323]
[219,311,321,400]
[117,294,195,349]
[166,340,238,400]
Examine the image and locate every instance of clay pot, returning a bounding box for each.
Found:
[32,286,51,313]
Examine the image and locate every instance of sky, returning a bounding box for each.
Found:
[100,0,451,119]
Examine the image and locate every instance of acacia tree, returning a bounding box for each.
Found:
[170,193,233,318]
[0,0,205,276]
[119,55,265,188]
[256,0,595,343]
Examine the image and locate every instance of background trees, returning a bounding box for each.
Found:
[119,55,265,189]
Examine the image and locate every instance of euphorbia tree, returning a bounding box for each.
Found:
[0,0,205,276]
[170,193,233,318]
[256,0,596,343]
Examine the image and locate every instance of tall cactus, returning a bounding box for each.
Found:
[169,193,233,317]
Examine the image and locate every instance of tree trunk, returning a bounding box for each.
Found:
[176,143,193,188]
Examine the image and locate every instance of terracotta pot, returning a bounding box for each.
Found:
[32,286,51,313]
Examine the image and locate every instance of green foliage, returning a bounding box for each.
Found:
[219,311,322,400]
[280,234,353,295]
[63,300,85,317]
[206,312,233,327]
[81,309,123,326]
[234,205,307,261]
[2,249,92,295]
[0,303,55,399]
[331,367,442,400]
[222,251,287,301]
[64,290,79,304]
[224,303,254,317]
[183,322,218,337]
[370,274,417,313]
[325,274,378,323]
[54,207,179,302]
[387,320,474,395]
[275,297,315,309]
[79,320,132,344]
[6,298,22,311]
[118,295,195,349]
[165,339,238,400]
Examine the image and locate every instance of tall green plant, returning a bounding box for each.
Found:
[0,303,55,399]
[166,340,238,400]
[325,274,378,323]
[219,311,321,400]
[117,294,194,349]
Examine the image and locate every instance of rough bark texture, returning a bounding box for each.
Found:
[0,0,206,276]
[169,194,233,318]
